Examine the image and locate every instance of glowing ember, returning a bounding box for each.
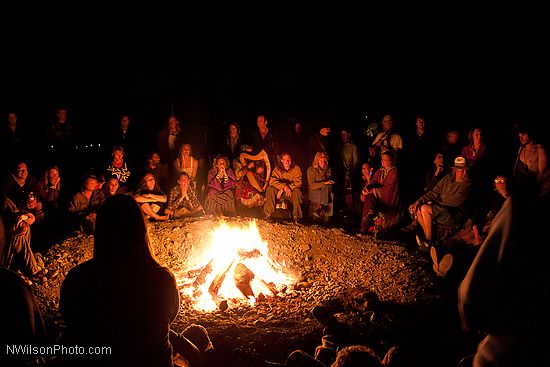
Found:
[177,220,296,311]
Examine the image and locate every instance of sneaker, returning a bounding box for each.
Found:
[437,254,453,277]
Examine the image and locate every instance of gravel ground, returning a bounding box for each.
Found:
[31,217,468,366]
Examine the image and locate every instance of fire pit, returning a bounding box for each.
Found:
[31,217,443,364]
[176,220,297,311]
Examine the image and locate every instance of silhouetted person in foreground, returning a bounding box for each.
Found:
[0,267,47,367]
[59,195,180,367]
[458,173,550,367]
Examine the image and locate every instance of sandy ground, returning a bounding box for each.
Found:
[31,217,472,366]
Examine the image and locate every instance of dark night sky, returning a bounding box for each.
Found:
[1,1,549,143]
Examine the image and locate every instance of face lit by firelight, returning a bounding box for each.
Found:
[281,154,292,171]
[108,178,119,194]
[257,115,267,130]
[229,123,239,137]
[144,174,156,191]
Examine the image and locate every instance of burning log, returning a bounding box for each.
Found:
[208,261,234,311]
[192,259,213,287]
[233,263,255,298]
[237,248,261,259]
[192,259,213,297]
[260,280,278,296]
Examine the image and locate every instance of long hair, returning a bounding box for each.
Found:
[312,151,329,169]
[212,154,230,174]
[138,173,162,193]
[93,195,158,268]
[41,165,61,191]
[467,127,484,145]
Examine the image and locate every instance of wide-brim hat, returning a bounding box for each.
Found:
[454,156,468,169]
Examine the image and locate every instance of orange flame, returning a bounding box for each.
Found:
[179,220,296,311]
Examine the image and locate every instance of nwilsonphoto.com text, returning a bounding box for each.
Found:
[5,344,112,356]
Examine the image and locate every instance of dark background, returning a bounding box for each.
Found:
[1,1,549,164]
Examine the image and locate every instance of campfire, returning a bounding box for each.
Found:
[177,220,297,311]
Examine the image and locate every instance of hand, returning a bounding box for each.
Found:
[283,186,292,197]
[50,176,60,187]
[472,225,482,245]
[325,180,334,185]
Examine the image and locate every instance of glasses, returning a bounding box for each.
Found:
[494,178,506,184]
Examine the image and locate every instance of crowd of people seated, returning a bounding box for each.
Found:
[2,110,548,277]
[1,107,549,366]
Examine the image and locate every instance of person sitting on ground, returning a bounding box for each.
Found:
[2,162,37,209]
[134,173,169,221]
[307,151,334,222]
[33,165,63,247]
[34,165,62,212]
[204,155,237,216]
[431,175,511,279]
[263,152,303,222]
[1,196,46,279]
[0,267,47,367]
[401,152,448,235]
[354,162,375,222]
[68,175,106,234]
[238,159,268,209]
[102,177,122,199]
[359,151,403,234]
[59,195,184,367]
[409,156,472,250]
[166,172,204,219]
[458,172,550,367]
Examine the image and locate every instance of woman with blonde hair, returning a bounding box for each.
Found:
[174,143,198,183]
[307,151,334,222]
[34,165,62,211]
